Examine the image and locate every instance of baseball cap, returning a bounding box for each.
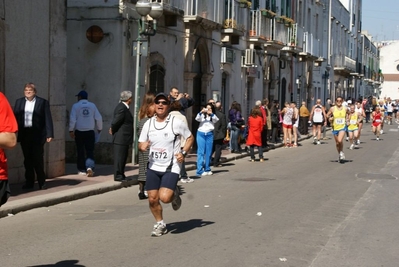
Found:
[75,90,88,99]
[155,92,170,103]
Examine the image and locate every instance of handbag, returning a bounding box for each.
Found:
[236,119,245,127]
[223,129,230,144]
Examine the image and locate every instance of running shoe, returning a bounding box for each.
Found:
[260,158,264,162]
[380,130,383,134]
[317,141,321,145]
[312,137,316,144]
[151,223,167,237]
[356,139,360,145]
[206,171,213,175]
[339,152,345,162]
[180,177,194,183]
[171,187,182,211]
[376,137,379,141]
[349,144,354,150]
[86,168,94,177]
[345,137,349,141]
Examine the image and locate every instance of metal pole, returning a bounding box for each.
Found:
[132,28,141,165]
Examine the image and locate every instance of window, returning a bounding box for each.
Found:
[149,64,165,94]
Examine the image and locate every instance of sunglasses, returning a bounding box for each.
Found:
[155,100,169,105]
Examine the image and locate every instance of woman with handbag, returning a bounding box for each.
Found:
[228,101,244,153]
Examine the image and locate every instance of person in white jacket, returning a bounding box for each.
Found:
[195,103,219,176]
[69,90,103,177]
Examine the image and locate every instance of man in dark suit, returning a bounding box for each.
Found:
[13,83,54,190]
[109,91,133,182]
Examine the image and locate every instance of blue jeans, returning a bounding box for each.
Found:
[230,125,240,152]
[249,145,263,160]
[196,131,214,175]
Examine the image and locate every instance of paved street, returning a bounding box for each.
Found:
[1,123,399,267]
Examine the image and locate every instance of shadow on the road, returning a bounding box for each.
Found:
[167,219,215,234]
[27,259,85,267]
[330,159,353,164]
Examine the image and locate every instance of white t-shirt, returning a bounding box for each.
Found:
[138,114,192,174]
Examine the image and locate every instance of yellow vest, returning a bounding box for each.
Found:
[347,113,358,131]
[333,107,346,131]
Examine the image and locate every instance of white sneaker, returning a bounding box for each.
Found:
[312,137,316,144]
[356,139,360,145]
[376,137,379,141]
[151,223,167,237]
[201,172,208,176]
[339,152,345,162]
[380,129,383,134]
[86,168,94,177]
[180,177,194,183]
[349,144,354,150]
[317,141,321,145]
[78,171,86,176]
[345,137,349,141]
[205,171,213,175]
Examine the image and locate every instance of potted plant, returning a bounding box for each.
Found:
[239,0,251,8]
[224,18,237,29]
[261,9,276,19]
[276,16,284,24]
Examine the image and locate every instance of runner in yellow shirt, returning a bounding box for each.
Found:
[346,104,361,150]
[326,96,348,163]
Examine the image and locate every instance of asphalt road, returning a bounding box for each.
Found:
[1,123,399,267]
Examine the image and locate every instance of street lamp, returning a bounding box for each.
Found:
[132,0,163,164]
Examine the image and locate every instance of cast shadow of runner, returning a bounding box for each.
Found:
[330,159,353,164]
[167,219,215,234]
[27,259,85,267]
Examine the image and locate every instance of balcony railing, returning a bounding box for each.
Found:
[249,10,273,41]
[334,55,356,72]
[151,0,185,12]
[344,56,356,71]
[221,0,246,33]
[303,32,320,58]
[184,0,223,25]
[273,19,290,45]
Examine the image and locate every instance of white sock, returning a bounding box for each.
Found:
[157,220,165,225]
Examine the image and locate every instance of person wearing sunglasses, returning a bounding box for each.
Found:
[326,96,348,163]
[138,92,194,237]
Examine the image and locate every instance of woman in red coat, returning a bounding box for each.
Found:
[246,106,264,162]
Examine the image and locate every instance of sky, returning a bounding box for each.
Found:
[361,0,399,42]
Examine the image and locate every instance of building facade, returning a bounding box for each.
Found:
[1,0,384,183]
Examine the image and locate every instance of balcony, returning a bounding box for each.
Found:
[248,10,273,44]
[301,32,320,59]
[221,0,246,36]
[184,0,223,26]
[151,0,184,15]
[334,55,356,74]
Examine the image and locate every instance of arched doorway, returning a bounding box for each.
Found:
[149,64,165,94]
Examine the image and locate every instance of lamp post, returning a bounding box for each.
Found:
[132,0,163,164]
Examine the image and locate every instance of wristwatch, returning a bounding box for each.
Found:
[180,150,187,157]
